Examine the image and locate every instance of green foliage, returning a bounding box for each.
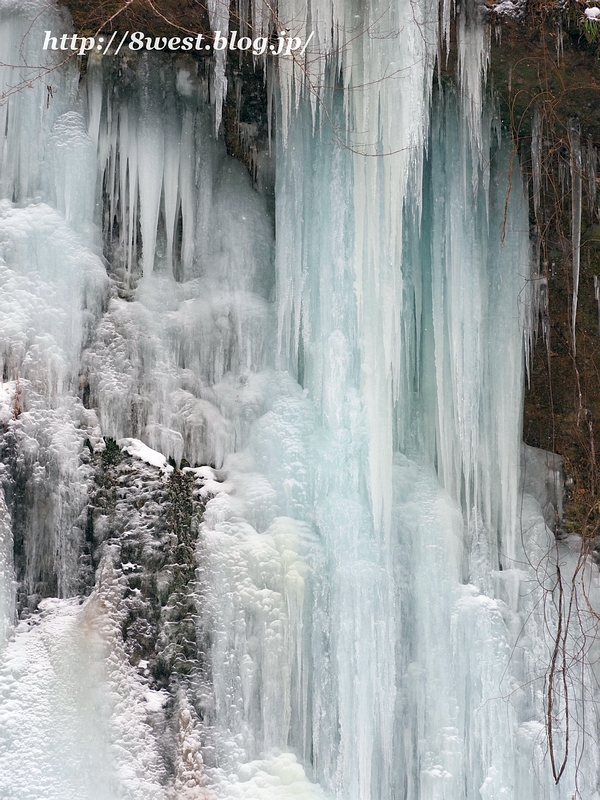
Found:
[101,437,123,467]
[166,469,195,548]
[156,468,204,682]
[582,17,599,44]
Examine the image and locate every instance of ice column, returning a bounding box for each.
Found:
[276,0,440,538]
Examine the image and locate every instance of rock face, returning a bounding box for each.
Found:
[489,11,600,542]
[88,442,207,688]
[86,442,221,786]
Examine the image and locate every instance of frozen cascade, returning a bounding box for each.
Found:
[0,0,598,799]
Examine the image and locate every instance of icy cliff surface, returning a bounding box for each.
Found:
[0,0,599,799]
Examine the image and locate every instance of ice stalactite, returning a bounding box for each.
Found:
[207,0,229,132]
[271,0,600,793]
[456,0,491,167]
[0,101,108,601]
[271,5,439,780]
[88,56,208,281]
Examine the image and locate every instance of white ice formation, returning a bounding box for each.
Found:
[0,0,599,799]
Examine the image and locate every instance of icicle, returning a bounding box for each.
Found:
[556,17,564,64]
[137,125,164,275]
[558,153,569,196]
[163,115,181,276]
[118,104,140,279]
[570,119,582,355]
[207,0,229,131]
[252,0,273,38]
[47,112,96,234]
[442,0,453,55]
[178,108,196,276]
[456,0,491,165]
[86,54,104,150]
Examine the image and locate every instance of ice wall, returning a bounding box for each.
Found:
[0,0,598,799]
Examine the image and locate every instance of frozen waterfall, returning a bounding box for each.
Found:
[0,0,599,798]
